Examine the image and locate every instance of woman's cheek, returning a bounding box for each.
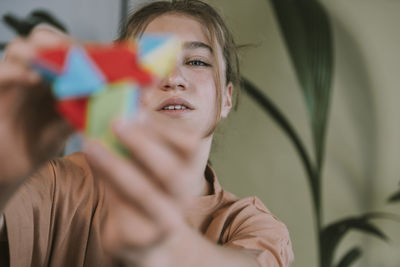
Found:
[139,89,157,110]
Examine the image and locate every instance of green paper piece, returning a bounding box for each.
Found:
[86,83,139,156]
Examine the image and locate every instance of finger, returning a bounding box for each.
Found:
[112,119,197,197]
[28,24,72,49]
[2,38,37,63]
[0,62,40,89]
[3,26,71,65]
[85,140,182,230]
[2,27,71,87]
[102,190,162,254]
[32,23,69,39]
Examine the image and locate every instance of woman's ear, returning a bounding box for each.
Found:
[220,82,233,118]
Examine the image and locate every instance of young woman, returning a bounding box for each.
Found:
[0,0,293,266]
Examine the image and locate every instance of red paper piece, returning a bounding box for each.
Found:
[87,43,153,86]
[56,98,89,131]
[36,46,69,74]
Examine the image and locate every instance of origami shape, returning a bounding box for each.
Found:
[86,83,140,154]
[33,45,69,77]
[56,97,89,131]
[53,47,105,99]
[33,34,180,155]
[138,34,181,77]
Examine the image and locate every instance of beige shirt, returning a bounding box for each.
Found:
[4,152,293,267]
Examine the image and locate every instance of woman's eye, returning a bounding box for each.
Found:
[187,60,210,67]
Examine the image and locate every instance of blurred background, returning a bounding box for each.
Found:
[1,0,399,266]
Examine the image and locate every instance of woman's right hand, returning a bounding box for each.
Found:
[0,26,73,203]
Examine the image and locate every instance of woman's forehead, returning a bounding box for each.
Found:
[143,13,211,47]
[142,12,227,76]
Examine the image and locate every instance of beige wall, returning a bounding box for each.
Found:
[207,0,400,266]
[1,0,399,265]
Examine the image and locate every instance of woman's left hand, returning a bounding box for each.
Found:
[84,113,204,266]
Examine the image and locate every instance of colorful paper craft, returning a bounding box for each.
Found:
[33,45,69,77]
[86,83,139,155]
[53,47,105,99]
[138,35,181,77]
[33,34,180,155]
[56,98,89,131]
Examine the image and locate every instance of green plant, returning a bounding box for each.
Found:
[241,0,397,266]
[388,185,400,203]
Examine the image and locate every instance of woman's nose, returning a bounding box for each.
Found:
[159,65,187,91]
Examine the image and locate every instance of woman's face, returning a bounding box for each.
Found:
[141,13,232,136]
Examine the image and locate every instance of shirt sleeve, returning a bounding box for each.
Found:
[46,152,111,267]
[221,197,294,267]
[4,152,113,267]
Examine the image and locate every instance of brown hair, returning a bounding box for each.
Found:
[118,0,240,134]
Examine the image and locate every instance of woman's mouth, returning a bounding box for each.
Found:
[157,97,194,117]
[161,104,189,110]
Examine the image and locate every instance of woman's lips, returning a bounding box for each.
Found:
[157,97,195,110]
[158,108,191,117]
[156,97,195,117]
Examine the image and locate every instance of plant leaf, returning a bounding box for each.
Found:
[388,189,400,203]
[3,10,67,37]
[269,0,334,169]
[321,215,388,267]
[241,78,318,206]
[336,247,362,267]
[269,0,334,222]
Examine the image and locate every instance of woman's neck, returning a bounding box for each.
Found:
[187,135,213,197]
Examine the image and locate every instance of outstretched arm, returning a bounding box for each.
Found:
[0,26,72,212]
[85,116,268,267]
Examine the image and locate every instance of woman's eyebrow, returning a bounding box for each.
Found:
[183,41,213,53]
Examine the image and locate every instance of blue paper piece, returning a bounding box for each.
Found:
[138,35,168,58]
[53,47,105,99]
